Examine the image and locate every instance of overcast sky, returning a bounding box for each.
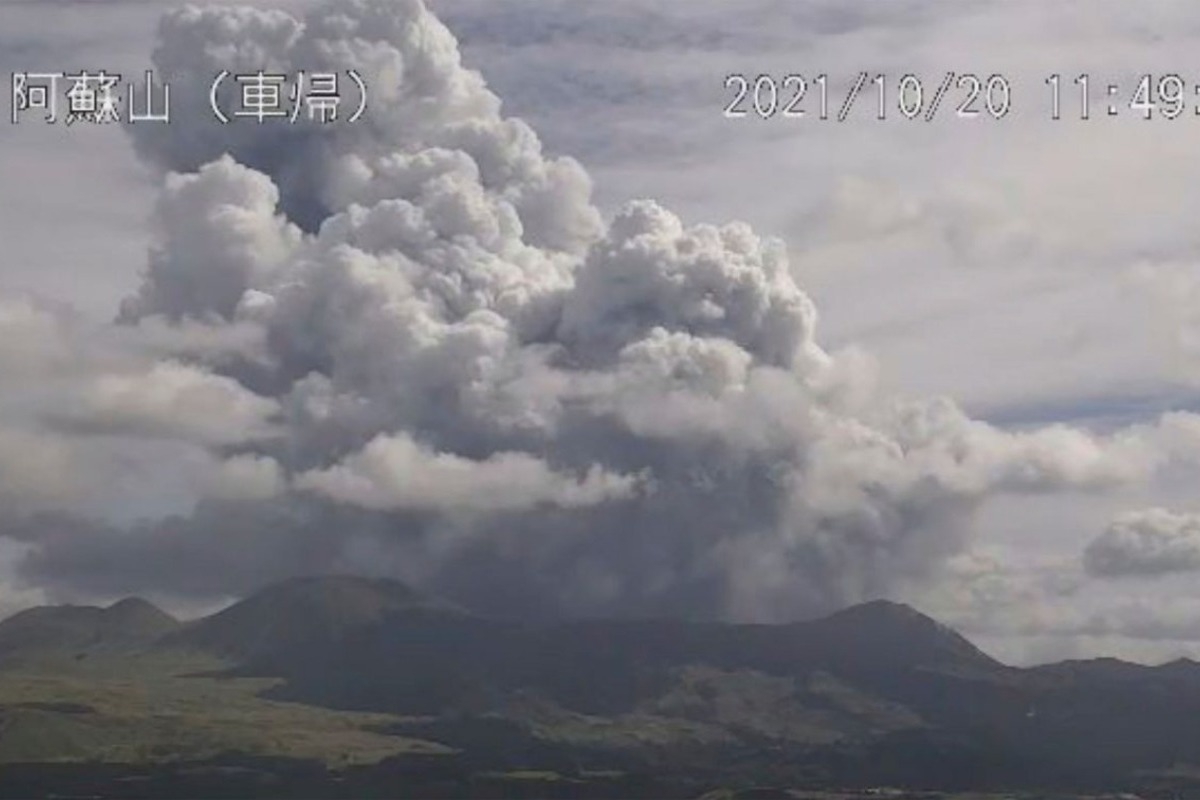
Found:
[5,0,1200,665]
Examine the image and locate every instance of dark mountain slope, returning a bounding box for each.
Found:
[0,597,178,661]
[170,575,503,714]
[171,574,469,662]
[177,576,1200,786]
[802,598,1000,672]
[6,575,1200,791]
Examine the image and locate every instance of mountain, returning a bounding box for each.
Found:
[159,577,1200,788]
[2,576,1200,797]
[802,598,1000,672]
[165,580,1000,722]
[171,574,468,662]
[0,596,178,662]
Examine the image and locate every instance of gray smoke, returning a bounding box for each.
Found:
[1085,508,1200,579]
[0,0,1169,619]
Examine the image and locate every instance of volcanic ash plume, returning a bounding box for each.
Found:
[3,0,1157,619]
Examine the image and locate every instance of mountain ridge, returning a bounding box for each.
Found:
[0,595,178,660]
[8,576,1190,671]
[168,573,471,662]
[3,575,1200,793]
[9,577,1197,674]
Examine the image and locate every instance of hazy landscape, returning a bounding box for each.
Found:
[0,575,1194,798]
[8,0,1200,796]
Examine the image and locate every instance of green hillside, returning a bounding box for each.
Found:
[0,576,1198,798]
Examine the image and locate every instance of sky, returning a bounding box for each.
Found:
[5,0,1200,665]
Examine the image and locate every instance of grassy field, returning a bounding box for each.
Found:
[0,649,451,766]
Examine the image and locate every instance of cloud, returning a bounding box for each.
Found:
[200,454,287,502]
[0,294,281,519]
[1085,508,1200,578]
[127,0,602,250]
[901,545,1200,664]
[1125,261,1200,386]
[0,0,1193,625]
[51,361,280,446]
[803,176,1040,270]
[296,432,641,512]
[118,156,304,324]
[559,201,821,371]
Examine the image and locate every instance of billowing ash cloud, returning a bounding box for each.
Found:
[295,432,641,513]
[0,293,283,521]
[0,0,1176,618]
[1085,508,1200,578]
[124,0,601,251]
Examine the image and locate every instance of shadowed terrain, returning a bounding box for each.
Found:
[0,575,1196,798]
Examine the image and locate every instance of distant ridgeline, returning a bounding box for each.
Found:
[0,575,1196,798]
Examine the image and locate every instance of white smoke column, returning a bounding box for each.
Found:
[9,0,1156,615]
